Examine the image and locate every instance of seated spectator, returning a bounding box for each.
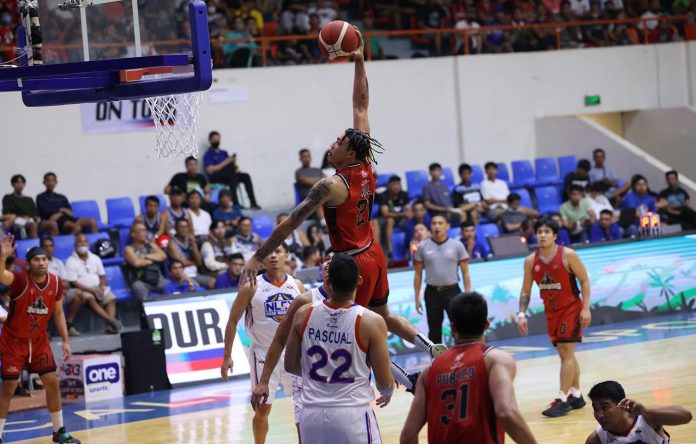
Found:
[520,218,537,246]
[416,0,448,56]
[295,148,323,200]
[306,223,328,256]
[277,212,309,258]
[201,220,233,276]
[480,162,511,220]
[563,159,592,200]
[561,184,596,243]
[409,223,431,260]
[124,222,169,301]
[41,237,69,291]
[501,193,538,233]
[558,0,585,48]
[362,11,387,59]
[404,200,431,246]
[582,1,610,47]
[187,190,212,238]
[648,17,679,43]
[168,218,213,289]
[589,148,630,204]
[377,175,411,258]
[135,195,164,241]
[165,156,211,200]
[213,189,243,234]
[215,253,245,290]
[590,209,623,242]
[423,163,461,222]
[621,174,657,215]
[2,174,47,238]
[320,150,335,177]
[36,172,97,235]
[64,234,121,335]
[161,187,191,236]
[163,260,204,295]
[587,182,615,218]
[452,163,484,225]
[549,212,573,246]
[299,245,321,270]
[230,216,264,261]
[309,0,338,28]
[300,14,325,63]
[203,131,260,209]
[657,170,695,230]
[235,0,264,31]
[460,221,488,260]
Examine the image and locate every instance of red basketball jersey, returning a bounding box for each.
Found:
[5,271,63,339]
[531,245,580,312]
[324,162,376,252]
[426,343,504,444]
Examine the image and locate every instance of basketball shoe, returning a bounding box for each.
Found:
[542,399,572,417]
[567,394,586,409]
[52,427,80,444]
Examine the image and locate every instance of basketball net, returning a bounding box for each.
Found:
[144,73,201,159]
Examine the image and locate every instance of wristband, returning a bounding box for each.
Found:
[517,312,527,319]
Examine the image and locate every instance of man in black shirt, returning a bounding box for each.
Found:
[36,172,98,235]
[2,174,50,238]
[452,163,484,225]
[657,170,695,230]
[563,159,592,200]
[377,175,411,258]
[165,156,210,201]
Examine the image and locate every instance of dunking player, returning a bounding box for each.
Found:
[285,253,394,442]
[517,216,592,417]
[220,243,305,444]
[0,235,80,444]
[241,31,443,360]
[400,293,537,444]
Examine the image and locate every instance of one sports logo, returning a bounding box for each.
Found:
[264,293,294,322]
[85,363,120,384]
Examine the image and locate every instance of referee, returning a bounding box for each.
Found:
[414,214,471,343]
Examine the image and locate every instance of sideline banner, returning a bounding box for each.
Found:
[80,99,155,134]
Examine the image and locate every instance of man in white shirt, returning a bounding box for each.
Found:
[40,237,67,284]
[480,162,511,220]
[65,234,121,336]
[187,190,212,238]
[587,183,616,219]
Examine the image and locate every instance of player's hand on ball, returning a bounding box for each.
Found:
[251,383,270,411]
[517,315,529,336]
[62,342,72,360]
[220,357,233,381]
[617,398,646,417]
[579,307,591,328]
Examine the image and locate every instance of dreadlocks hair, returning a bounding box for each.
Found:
[344,128,384,164]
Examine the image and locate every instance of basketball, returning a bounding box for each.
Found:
[318,20,361,61]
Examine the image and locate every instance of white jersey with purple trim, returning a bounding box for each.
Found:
[245,274,301,350]
[311,286,328,304]
[596,415,669,444]
[300,300,373,407]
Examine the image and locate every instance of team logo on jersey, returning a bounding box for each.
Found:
[264,293,294,322]
[534,265,541,272]
[538,272,562,291]
[326,311,342,329]
[27,296,49,316]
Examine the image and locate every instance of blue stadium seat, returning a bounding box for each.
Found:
[535,157,563,186]
[557,155,577,180]
[440,167,455,188]
[470,165,484,185]
[475,223,498,257]
[405,170,429,200]
[391,232,406,260]
[53,235,75,261]
[139,194,167,215]
[510,188,533,209]
[496,163,511,185]
[15,238,39,261]
[103,266,132,301]
[447,227,461,239]
[118,228,131,256]
[372,203,380,219]
[71,200,111,230]
[86,232,122,266]
[252,215,274,239]
[376,173,395,190]
[210,188,220,205]
[511,160,536,187]
[106,197,136,228]
[293,183,302,205]
[535,186,563,215]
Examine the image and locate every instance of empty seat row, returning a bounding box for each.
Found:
[68,194,169,232]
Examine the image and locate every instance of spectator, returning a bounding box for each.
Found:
[41,237,69,292]
[160,187,191,236]
[621,174,657,215]
[657,170,695,229]
[277,212,309,257]
[168,218,213,289]
[377,175,411,258]
[423,163,460,222]
[306,222,328,255]
[649,17,679,43]
[300,245,321,269]
[215,253,245,290]
[560,184,596,243]
[201,220,234,276]
[309,0,338,28]
[501,193,538,233]
[135,195,164,241]
[590,209,623,242]
[236,0,264,31]
[409,223,431,260]
[64,234,121,335]
[36,172,98,235]
[520,218,537,246]
[563,159,592,200]
[558,1,585,48]
[222,16,259,68]
[230,216,264,261]
[165,156,210,200]
[567,0,590,23]
[454,9,483,54]
[163,260,204,295]
[2,174,46,238]
[404,200,431,246]
[280,1,310,35]
[320,150,335,177]
[535,5,558,50]
[549,212,573,246]
[582,1,610,47]
[639,0,661,31]
[363,11,387,59]
[203,131,260,209]
[187,190,212,238]
[587,182,615,218]
[212,189,243,234]
[608,10,632,45]
[295,148,323,201]
[480,162,511,220]
[452,163,484,225]
[460,221,488,260]
[589,148,629,203]
[300,14,325,63]
[124,222,169,301]
[415,0,449,56]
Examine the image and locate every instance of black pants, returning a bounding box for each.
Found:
[210,163,258,207]
[424,284,460,344]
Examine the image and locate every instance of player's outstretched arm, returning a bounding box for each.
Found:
[487,349,537,444]
[517,255,534,335]
[399,366,430,444]
[363,311,395,407]
[618,398,693,429]
[221,282,254,381]
[285,304,311,377]
[566,249,592,328]
[0,234,16,286]
[352,34,370,134]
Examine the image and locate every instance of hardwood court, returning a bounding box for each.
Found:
[16,334,696,444]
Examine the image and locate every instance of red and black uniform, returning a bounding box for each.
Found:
[324,162,389,307]
[531,245,583,345]
[426,342,504,444]
[0,271,62,379]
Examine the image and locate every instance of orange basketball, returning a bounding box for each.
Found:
[317,20,361,61]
